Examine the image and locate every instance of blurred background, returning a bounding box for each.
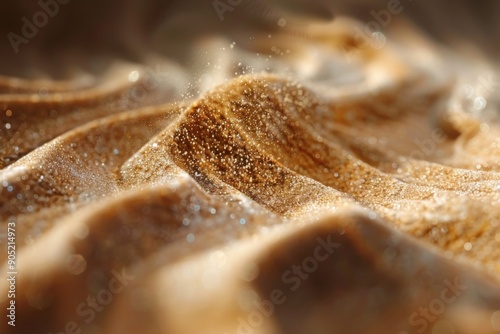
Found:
[0,0,498,78]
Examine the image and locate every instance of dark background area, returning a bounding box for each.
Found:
[0,0,498,78]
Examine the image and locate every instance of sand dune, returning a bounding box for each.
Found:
[1,5,500,334]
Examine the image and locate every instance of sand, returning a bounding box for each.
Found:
[1,3,500,334]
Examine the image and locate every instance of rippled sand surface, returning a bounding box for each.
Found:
[1,1,500,333]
